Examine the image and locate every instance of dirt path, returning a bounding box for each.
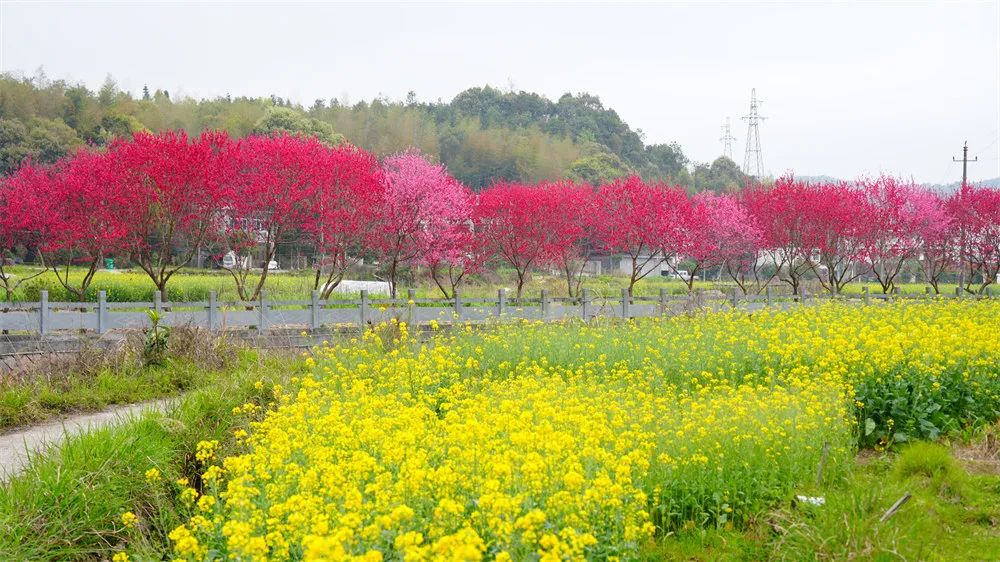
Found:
[0,398,173,480]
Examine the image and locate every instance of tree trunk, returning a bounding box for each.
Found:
[388,257,399,299]
[515,269,527,301]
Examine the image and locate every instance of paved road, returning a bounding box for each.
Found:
[0,399,173,480]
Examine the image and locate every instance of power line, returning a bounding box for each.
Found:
[720,117,736,160]
[741,88,767,179]
[973,135,998,159]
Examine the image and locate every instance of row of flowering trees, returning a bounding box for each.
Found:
[1,129,998,302]
[480,174,999,298]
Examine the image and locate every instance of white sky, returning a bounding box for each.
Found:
[2,1,998,184]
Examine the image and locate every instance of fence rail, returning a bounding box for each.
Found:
[0,285,995,336]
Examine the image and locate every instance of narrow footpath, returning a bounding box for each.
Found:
[0,399,173,480]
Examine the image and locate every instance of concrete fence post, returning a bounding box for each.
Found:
[988,286,995,299]
[39,290,48,336]
[97,290,108,334]
[407,289,416,326]
[359,290,369,329]
[454,290,462,320]
[621,288,630,319]
[497,288,506,318]
[863,286,870,306]
[310,290,320,331]
[730,287,739,308]
[659,287,668,315]
[766,285,773,307]
[799,286,807,304]
[955,286,963,299]
[926,286,933,298]
[208,291,218,332]
[153,291,163,316]
[582,288,591,320]
[258,290,268,333]
[540,289,549,320]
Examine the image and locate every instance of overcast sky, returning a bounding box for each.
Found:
[2,1,998,184]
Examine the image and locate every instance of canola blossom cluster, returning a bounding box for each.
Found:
[165,300,1000,561]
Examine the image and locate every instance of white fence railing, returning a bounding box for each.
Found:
[0,286,994,335]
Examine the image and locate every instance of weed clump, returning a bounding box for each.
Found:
[894,441,968,499]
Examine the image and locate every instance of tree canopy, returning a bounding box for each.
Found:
[1,70,734,191]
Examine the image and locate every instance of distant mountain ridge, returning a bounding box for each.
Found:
[796,175,1000,192]
[925,177,1000,192]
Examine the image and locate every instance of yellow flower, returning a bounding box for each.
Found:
[163,301,1000,560]
[197,494,218,512]
[179,487,199,505]
[144,467,161,483]
[202,465,224,483]
[169,524,204,557]
[195,440,219,463]
[112,552,129,562]
[120,511,138,528]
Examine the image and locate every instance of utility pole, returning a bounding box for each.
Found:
[952,140,977,187]
[720,117,736,160]
[742,88,767,179]
[953,141,977,291]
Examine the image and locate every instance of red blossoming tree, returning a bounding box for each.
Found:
[310,145,385,298]
[716,191,770,294]
[949,184,1000,293]
[0,162,52,302]
[679,192,764,294]
[372,151,471,299]
[743,177,812,293]
[594,176,680,294]
[860,177,946,293]
[801,181,873,294]
[422,201,482,299]
[38,150,130,301]
[913,191,955,293]
[539,181,599,298]
[223,134,334,301]
[476,182,552,299]
[114,130,234,296]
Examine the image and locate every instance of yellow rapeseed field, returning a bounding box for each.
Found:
[160,300,1000,561]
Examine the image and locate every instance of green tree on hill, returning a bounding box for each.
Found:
[690,156,747,193]
[252,106,344,146]
[567,152,632,185]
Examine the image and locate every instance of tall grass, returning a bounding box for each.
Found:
[0,327,240,430]
[0,351,300,560]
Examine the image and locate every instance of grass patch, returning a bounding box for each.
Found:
[0,350,303,561]
[7,264,955,303]
[0,328,236,431]
[1,360,208,430]
[768,442,999,561]
[894,441,967,487]
[638,436,1000,561]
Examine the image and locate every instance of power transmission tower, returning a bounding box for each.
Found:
[952,140,978,187]
[742,88,767,179]
[720,117,736,160]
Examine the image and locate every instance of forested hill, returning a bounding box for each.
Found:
[0,72,745,191]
